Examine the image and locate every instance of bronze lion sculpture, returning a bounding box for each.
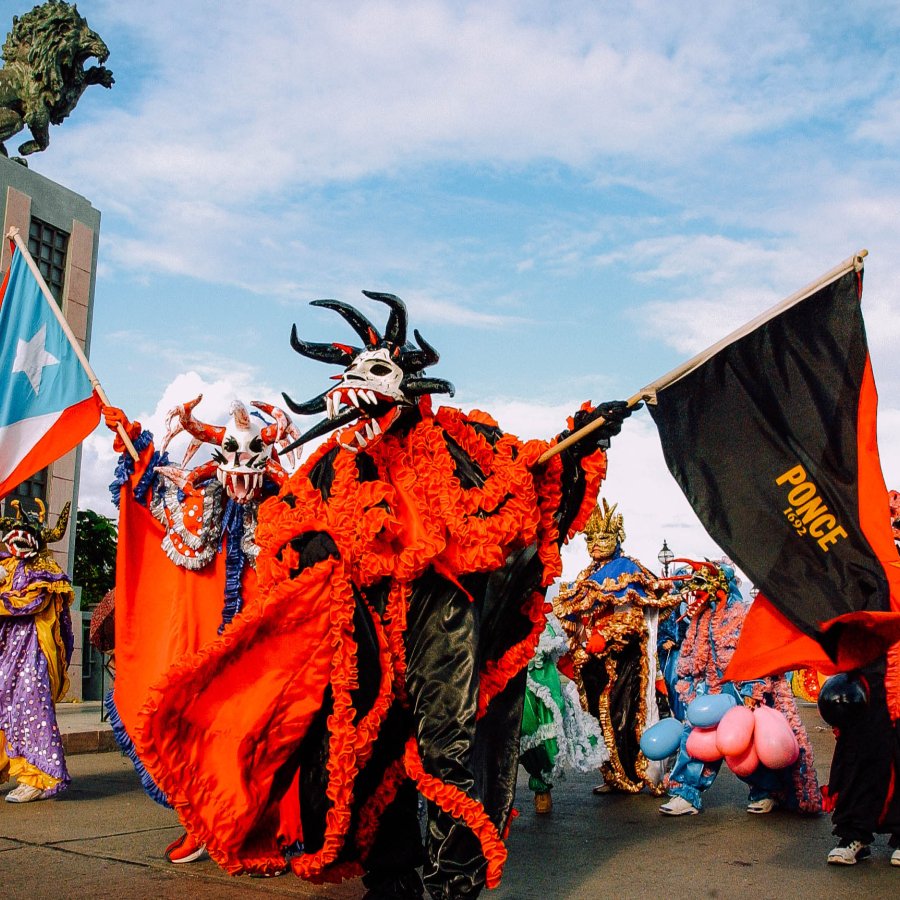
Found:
[0,1,113,162]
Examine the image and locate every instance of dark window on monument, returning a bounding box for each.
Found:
[28,217,69,304]
[1,468,48,518]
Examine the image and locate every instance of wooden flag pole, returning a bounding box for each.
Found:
[537,249,868,466]
[6,227,139,461]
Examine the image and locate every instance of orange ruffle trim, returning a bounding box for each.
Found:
[403,738,507,890]
[140,404,606,881]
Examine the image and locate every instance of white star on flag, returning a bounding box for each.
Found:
[12,324,60,394]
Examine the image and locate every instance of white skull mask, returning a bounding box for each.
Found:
[214,402,268,503]
[324,348,410,453]
[330,348,405,408]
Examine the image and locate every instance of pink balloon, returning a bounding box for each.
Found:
[753,704,800,769]
[685,725,723,762]
[725,742,759,777]
[715,704,755,756]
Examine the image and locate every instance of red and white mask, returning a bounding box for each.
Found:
[160,396,300,503]
[212,402,268,503]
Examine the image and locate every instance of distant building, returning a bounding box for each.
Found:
[0,155,102,700]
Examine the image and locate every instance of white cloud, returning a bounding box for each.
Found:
[35,0,900,301]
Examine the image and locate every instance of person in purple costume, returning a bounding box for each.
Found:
[0,500,75,803]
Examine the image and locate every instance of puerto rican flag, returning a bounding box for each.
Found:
[0,245,101,499]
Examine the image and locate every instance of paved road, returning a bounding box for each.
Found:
[1,707,895,899]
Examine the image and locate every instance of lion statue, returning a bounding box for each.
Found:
[0,1,113,162]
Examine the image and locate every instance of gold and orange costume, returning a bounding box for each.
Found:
[555,501,676,794]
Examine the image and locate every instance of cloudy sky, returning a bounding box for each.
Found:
[20,0,900,581]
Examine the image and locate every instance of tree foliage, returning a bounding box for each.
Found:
[73,508,117,608]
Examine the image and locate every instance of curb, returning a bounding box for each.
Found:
[62,729,118,755]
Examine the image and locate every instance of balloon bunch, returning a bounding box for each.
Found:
[640,693,799,776]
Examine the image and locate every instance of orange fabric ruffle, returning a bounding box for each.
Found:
[137,405,607,881]
[403,738,507,890]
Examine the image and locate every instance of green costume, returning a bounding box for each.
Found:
[520,614,607,793]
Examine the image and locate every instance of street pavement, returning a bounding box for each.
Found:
[1,703,896,899]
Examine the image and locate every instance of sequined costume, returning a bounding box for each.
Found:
[0,502,74,800]
[657,601,689,721]
[554,501,676,793]
[131,293,628,898]
[519,612,608,802]
[662,562,820,814]
[790,667,826,703]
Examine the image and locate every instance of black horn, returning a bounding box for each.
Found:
[403,329,440,371]
[280,388,329,416]
[363,291,408,348]
[290,324,359,366]
[312,299,382,348]
[401,376,455,398]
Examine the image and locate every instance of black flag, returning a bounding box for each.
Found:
[646,262,900,679]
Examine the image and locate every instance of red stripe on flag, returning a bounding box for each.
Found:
[0,393,101,499]
[726,593,900,681]
[0,254,10,309]
[856,355,900,612]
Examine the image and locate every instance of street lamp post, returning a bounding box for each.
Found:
[657,539,674,578]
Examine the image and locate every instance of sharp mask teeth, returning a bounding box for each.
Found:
[364,422,375,440]
[371,419,382,435]
[355,430,368,448]
[348,389,360,408]
[364,390,377,405]
[326,395,334,418]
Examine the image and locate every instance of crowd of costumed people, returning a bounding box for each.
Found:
[4,289,898,899]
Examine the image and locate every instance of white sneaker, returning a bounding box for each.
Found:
[827,840,871,865]
[659,796,699,816]
[747,797,777,814]
[891,848,900,867]
[5,783,46,803]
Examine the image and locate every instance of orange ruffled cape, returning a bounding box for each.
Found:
[135,406,605,881]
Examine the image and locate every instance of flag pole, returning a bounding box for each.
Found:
[6,227,139,461]
[538,249,868,465]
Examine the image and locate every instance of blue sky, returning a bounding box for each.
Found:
[19,0,900,579]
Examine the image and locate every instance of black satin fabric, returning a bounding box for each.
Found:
[289,422,592,898]
[580,634,644,785]
[829,663,900,845]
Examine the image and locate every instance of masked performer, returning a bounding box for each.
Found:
[1,501,74,803]
[659,561,820,817]
[134,291,630,898]
[520,610,607,814]
[822,492,900,866]
[103,397,300,863]
[657,598,689,722]
[554,500,676,795]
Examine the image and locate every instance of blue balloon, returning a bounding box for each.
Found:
[639,717,684,760]
[686,692,737,728]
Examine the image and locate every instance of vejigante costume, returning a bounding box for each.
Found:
[135,292,630,898]
[0,501,74,802]
[554,501,675,793]
[104,397,302,860]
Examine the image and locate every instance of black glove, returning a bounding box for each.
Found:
[567,400,639,451]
